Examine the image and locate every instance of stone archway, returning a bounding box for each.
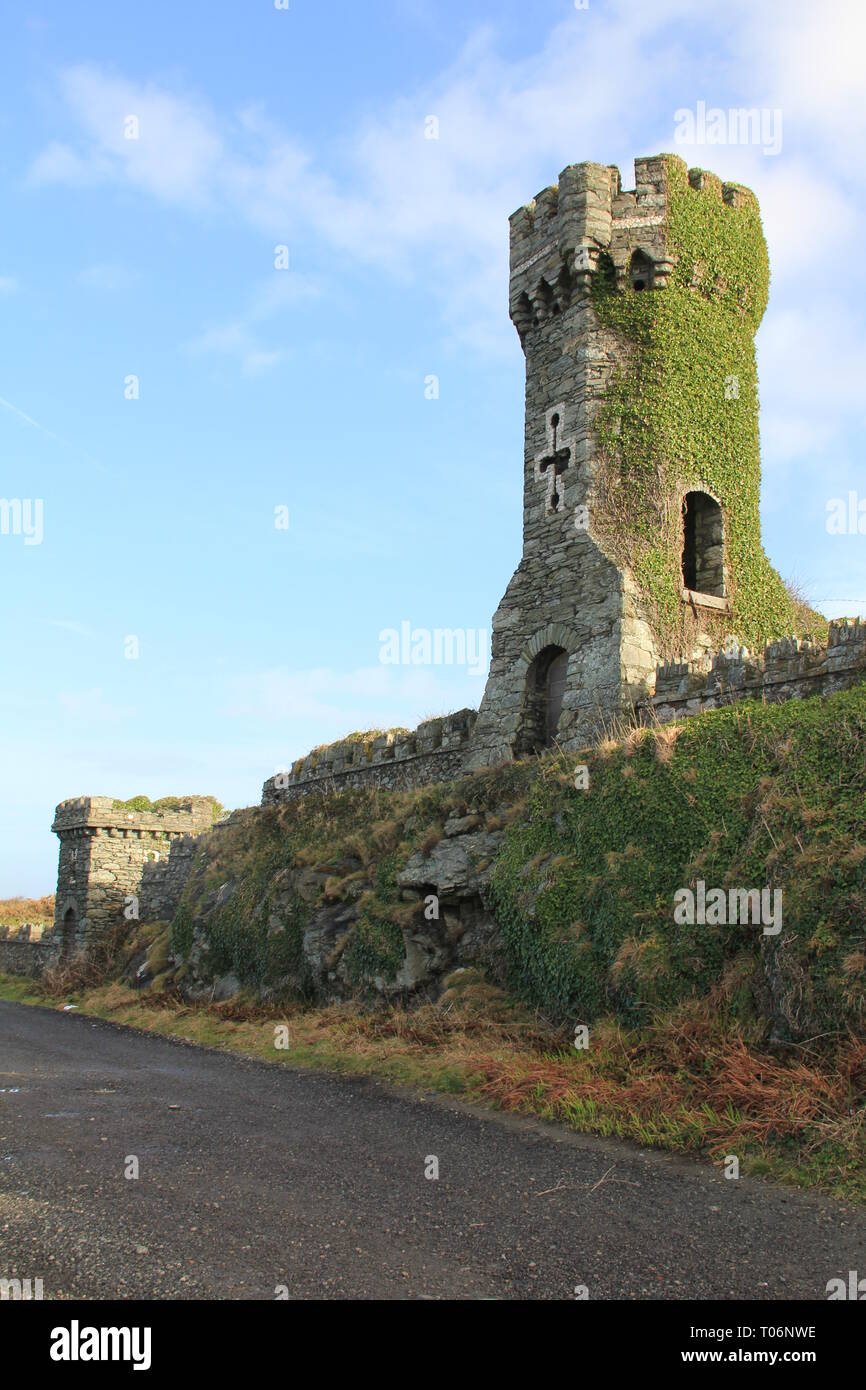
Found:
[514,644,570,755]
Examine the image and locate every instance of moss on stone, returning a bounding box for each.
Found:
[111,795,224,822]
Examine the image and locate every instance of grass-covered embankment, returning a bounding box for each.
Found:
[3,682,864,1199]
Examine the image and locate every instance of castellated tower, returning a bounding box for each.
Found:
[51,796,219,958]
[468,152,800,767]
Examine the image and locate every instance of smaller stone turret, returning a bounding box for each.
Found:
[51,796,219,957]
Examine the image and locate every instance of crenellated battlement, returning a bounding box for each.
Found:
[49,794,220,956]
[262,710,477,804]
[509,154,761,345]
[646,620,866,722]
[51,795,218,837]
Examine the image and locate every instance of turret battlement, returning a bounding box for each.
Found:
[509,154,763,344]
[51,795,219,836]
[49,793,221,958]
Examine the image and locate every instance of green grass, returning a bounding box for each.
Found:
[1,972,861,1202]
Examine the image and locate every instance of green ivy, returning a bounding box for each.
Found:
[589,155,825,656]
[343,911,406,986]
[487,683,866,1035]
[112,795,224,821]
[170,905,194,961]
[202,881,309,994]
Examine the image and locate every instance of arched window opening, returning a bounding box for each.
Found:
[513,291,533,338]
[532,277,555,326]
[629,249,653,292]
[682,491,725,597]
[515,645,569,755]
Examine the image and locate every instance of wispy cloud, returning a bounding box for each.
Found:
[185,272,320,376]
[77,262,140,290]
[24,4,866,392]
[48,619,98,639]
[29,69,223,202]
[57,687,135,722]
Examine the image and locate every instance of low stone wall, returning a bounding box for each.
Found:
[0,923,48,941]
[261,625,866,807]
[644,619,866,722]
[262,710,477,805]
[0,936,56,977]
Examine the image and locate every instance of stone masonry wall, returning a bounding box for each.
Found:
[52,796,218,954]
[140,836,201,922]
[467,158,685,769]
[262,711,476,805]
[468,155,779,768]
[0,937,54,977]
[262,624,866,810]
[644,620,866,723]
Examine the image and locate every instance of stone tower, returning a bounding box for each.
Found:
[468,152,796,768]
[51,797,218,957]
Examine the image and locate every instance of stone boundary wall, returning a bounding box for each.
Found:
[0,923,48,941]
[644,619,866,723]
[260,625,866,809]
[262,710,477,805]
[140,835,202,922]
[0,936,56,977]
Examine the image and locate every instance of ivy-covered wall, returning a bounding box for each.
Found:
[590,154,824,656]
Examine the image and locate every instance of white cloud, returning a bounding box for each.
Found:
[30,67,223,203]
[758,298,866,466]
[48,620,97,639]
[25,4,866,384]
[0,275,18,295]
[77,262,140,290]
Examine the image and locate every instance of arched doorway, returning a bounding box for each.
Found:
[515,645,569,754]
[61,907,77,960]
[682,491,725,597]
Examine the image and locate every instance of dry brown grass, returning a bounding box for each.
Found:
[4,961,862,1196]
[39,925,127,998]
[0,895,55,927]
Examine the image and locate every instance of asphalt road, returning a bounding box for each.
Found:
[1,1000,863,1300]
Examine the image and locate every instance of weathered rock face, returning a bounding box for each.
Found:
[179,820,506,1005]
[397,827,504,898]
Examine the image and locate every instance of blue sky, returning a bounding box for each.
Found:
[1,0,864,896]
